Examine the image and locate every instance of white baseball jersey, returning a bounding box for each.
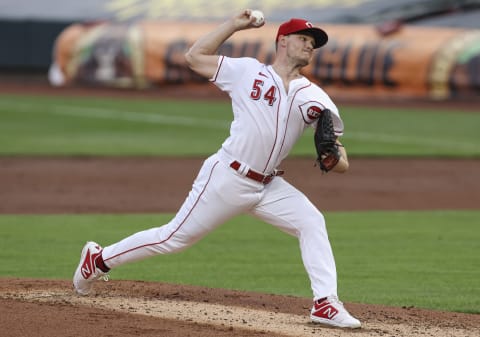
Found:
[214,56,343,174]
[101,56,342,300]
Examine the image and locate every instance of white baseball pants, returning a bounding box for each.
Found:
[102,153,338,300]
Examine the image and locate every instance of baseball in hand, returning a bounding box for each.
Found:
[250,10,265,26]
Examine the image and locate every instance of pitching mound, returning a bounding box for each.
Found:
[1,278,478,337]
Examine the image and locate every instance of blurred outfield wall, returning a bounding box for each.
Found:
[49,20,480,101]
[1,0,479,101]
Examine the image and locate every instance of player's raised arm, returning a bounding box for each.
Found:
[184,9,264,79]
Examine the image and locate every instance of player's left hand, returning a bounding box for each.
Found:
[314,109,341,173]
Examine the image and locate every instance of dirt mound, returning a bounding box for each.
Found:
[1,278,478,337]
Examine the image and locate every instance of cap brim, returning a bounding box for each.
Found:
[297,27,328,49]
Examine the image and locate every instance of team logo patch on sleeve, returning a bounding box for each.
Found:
[299,102,325,124]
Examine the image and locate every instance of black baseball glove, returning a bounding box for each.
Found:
[314,109,341,173]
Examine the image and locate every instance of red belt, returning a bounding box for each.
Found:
[229,161,284,185]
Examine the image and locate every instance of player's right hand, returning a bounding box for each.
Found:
[231,9,264,31]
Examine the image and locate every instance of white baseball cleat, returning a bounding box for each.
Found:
[73,241,109,295]
[310,295,361,329]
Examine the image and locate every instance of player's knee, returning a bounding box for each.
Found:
[300,212,326,233]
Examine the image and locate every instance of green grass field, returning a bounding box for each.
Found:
[0,212,478,313]
[0,93,479,157]
[0,93,479,314]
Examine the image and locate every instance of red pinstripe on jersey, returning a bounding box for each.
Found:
[211,56,225,83]
[275,83,312,161]
[261,68,282,173]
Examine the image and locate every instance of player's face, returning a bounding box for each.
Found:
[285,34,315,66]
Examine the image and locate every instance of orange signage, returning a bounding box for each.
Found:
[50,21,480,101]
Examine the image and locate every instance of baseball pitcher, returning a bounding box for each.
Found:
[73,9,360,329]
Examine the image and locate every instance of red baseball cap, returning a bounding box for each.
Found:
[276,18,328,49]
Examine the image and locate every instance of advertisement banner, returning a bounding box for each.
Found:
[50,21,480,100]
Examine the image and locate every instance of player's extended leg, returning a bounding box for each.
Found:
[102,155,260,268]
[249,177,337,299]
[249,177,361,328]
[73,155,261,294]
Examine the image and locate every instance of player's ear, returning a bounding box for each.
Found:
[277,35,287,49]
